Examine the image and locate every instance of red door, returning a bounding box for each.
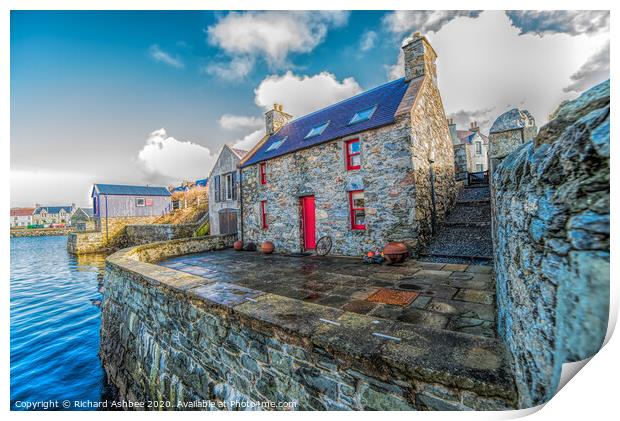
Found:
[300,196,316,250]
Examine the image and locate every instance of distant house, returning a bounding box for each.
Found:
[10,208,35,227]
[208,145,247,235]
[239,33,457,256]
[71,207,95,231]
[32,205,75,226]
[449,120,489,176]
[91,183,172,241]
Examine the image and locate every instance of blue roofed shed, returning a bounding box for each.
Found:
[91,183,172,219]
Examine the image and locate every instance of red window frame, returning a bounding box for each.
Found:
[345,139,361,171]
[349,190,366,230]
[259,163,267,185]
[261,200,268,229]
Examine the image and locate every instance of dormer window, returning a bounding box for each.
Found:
[304,122,329,139]
[266,137,287,152]
[349,106,376,125]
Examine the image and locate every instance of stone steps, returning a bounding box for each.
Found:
[421,185,493,265]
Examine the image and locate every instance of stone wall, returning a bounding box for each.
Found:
[67,230,106,254]
[408,77,458,246]
[492,80,609,407]
[125,223,197,246]
[101,236,517,411]
[68,216,189,254]
[241,76,456,257]
[11,227,75,237]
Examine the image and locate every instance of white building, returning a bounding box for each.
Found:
[10,208,35,227]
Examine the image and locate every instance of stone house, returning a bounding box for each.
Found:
[10,208,34,227]
[449,120,489,176]
[70,207,95,231]
[91,183,171,243]
[208,145,247,235]
[488,108,537,169]
[239,33,457,256]
[32,204,75,226]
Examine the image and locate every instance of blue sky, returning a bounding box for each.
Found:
[10,10,609,206]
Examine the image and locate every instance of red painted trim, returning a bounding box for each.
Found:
[259,163,267,185]
[345,139,361,171]
[349,190,366,230]
[261,200,268,229]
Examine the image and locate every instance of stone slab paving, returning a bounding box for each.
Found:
[158,248,497,338]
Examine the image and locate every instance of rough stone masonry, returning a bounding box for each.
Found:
[492,79,609,408]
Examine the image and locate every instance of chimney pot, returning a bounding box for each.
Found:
[265,104,293,135]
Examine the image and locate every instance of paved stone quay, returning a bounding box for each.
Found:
[158,249,496,338]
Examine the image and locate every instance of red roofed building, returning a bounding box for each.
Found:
[10,208,35,227]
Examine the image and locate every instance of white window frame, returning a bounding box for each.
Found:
[475,141,483,155]
[225,173,233,200]
[136,197,146,207]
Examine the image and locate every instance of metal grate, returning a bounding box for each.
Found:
[366,288,418,306]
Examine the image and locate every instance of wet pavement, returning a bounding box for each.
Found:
[158,249,497,338]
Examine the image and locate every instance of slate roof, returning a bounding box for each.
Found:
[231,148,248,159]
[10,208,35,217]
[456,130,489,145]
[92,183,171,197]
[195,178,208,187]
[242,77,410,167]
[34,206,73,215]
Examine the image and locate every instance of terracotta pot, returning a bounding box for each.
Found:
[233,240,243,251]
[383,242,408,264]
[261,241,275,254]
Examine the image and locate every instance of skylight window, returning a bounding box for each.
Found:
[266,137,286,152]
[349,106,377,125]
[304,122,329,139]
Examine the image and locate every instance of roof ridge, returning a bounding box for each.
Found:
[283,78,406,126]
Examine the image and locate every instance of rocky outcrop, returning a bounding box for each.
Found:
[492,80,609,407]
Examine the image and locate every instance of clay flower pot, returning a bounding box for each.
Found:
[383,242,408,264]
[261,241,275,254]
[233,240,243,251]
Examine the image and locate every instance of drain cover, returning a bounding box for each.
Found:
[366,288,418,306]
[397,283,424,291]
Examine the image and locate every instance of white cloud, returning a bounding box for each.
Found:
[148,44,184,68]
[385,11,609,133]
[205,11,349,78]
[564,41,610,93]
[506,11,610,36]
[253,71,362,117]
[383,11,481,35]
[218,114,263,131]
[137,128,215,184]
[204,56,255,80]
[359,30,377,51]
[231,129,265,151]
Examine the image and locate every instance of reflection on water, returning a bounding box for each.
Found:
[10,236,114,410]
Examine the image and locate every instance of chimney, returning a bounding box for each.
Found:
[470,121,480,133]
[447,118,458,144]
[402,32,437,81]
[265,103,293,135]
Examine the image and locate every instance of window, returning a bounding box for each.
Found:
[349,106,376,125]
[345,139,361,170]
[259,163,267,185]
[136,197,145,207]
[266,137,286,152]
[214,175,221,202]
[349,191,366,230]
[225,173,233,200]
[475,141,482,155]
[231,172,238,201]
[261,200,268,229]
[476,164,484,172]
[304,122,329,139]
